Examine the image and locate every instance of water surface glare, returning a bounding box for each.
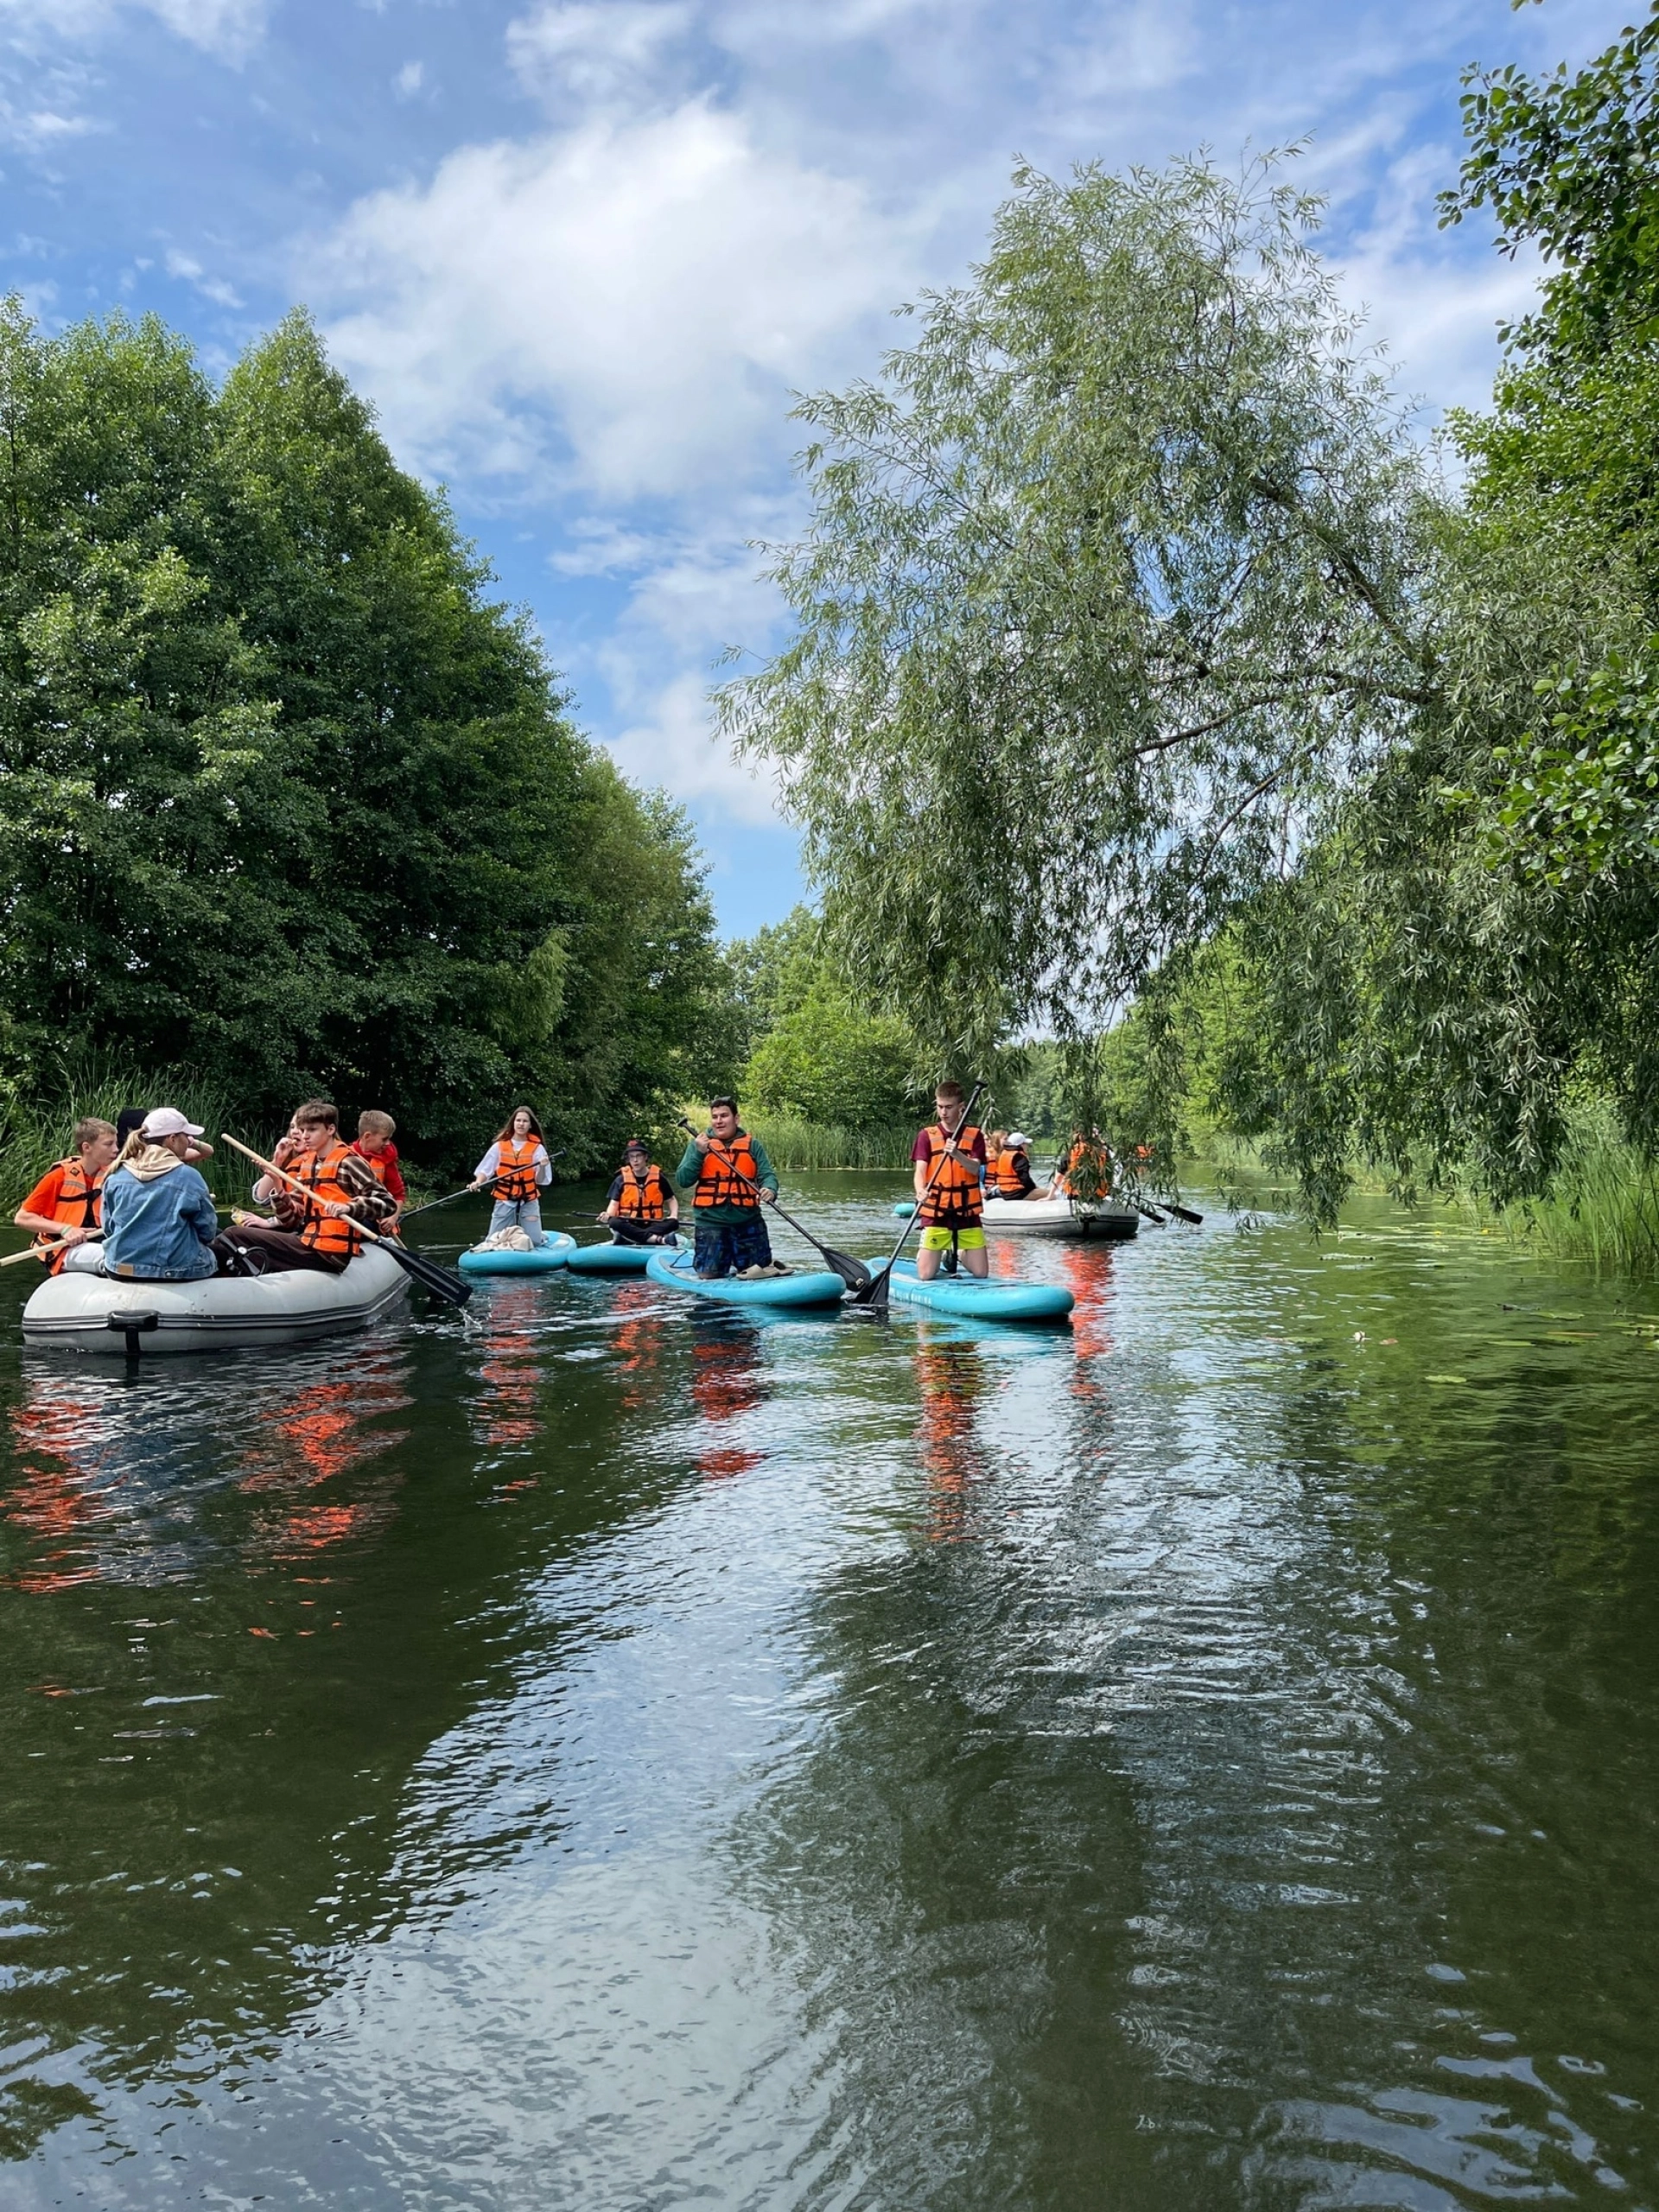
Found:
[1,1179,1656,2209]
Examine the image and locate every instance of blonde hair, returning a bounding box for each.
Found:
[73,1116,116,1152]
[358,1109,396,1138]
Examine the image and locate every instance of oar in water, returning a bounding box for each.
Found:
[848,1079,987,1317]
[676,1118,871,1293]
[219,1135,472,1309]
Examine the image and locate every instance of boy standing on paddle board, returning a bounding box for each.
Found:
[674,1097,782,1278]
[912,1082,989,1281]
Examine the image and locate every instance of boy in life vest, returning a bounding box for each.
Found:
[673,1096,782,1278]
[988,1129,1043,1200]
[14,1116,118,1272]
[471,1106,553,1246]
[234,1099,396,1273]
[353,1109,406,1217]
[912,1080,988,1281]
[602,1138,680,1242]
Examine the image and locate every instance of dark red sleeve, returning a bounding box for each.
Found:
[968,1130,987,1161]
[910,1131,931,1163]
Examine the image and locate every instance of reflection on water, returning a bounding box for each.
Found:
[0,1181,1656,2206]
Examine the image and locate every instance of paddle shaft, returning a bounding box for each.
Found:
[677,1120,869,1292]
[220,1135,399,1250]
[853,1081,988,1308]
[3,1234,77,1268]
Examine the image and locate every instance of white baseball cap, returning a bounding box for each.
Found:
[1007,1131,1032,1148]
[141,1106,205,1140]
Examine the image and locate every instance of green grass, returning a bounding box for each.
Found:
[0,1057,276,1216]
[1484,1109,1659,1276]
[746,1116,918,1171]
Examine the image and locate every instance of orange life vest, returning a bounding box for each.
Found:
[1059,1141,1113,1199]
[493,1137,543,1205]
[617,1162,671,1221]
[293,1141,365,1260]
[990,1148,1031,1198]
[37,1156,105,1272]
[918,1123,984,1226]
[693,1132,760,1210]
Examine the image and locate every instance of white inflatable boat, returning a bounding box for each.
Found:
[21,1244,410,1356]
[983,1194,1141,1241]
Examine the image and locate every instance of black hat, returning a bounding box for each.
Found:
[116,1107,146,1147]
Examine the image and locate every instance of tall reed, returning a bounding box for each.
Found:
[0,1058,272,1214]
[746,1116,918,1171]
[1486,1108,1659,1276]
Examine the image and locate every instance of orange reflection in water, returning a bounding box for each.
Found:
[1058,1243,1117,1393]
[238,1358,412,1560]
[473,1285,543,1452]
[915,1332,993,1543]
[690,1319,766,1482]
[4,1390,120,1592]
[610,1283,664,1414]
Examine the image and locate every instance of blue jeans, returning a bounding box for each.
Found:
[487,1198,545,1246]
[693,1216,772,1276]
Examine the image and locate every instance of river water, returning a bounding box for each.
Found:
[1,1176,1656,2209]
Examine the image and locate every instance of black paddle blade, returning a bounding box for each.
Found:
[845,1260,891,1315]
[386,1240,472,1307]
[817,1244,872,1294]
[1165,1201,1204,1225]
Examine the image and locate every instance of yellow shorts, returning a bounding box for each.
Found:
[918,1225,985,1252]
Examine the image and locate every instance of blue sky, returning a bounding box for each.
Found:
[0,0,1626,936]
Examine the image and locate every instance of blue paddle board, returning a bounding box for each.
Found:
[645,1249,845,1309]
[862,1256,1073,1323]
[458,1231,576,1275]
[566,1236,680,1275]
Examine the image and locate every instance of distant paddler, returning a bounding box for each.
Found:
[988,1129,1046,1202]
[912,1080,988,1281]
[14,1116,118,1272]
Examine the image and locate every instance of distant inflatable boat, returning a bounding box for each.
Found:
[22,1244,410,1357]
[890,1197,1140,1240]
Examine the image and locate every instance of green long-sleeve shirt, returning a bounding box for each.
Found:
[673,1128,779,1225]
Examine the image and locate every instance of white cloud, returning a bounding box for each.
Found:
[0,0,267,59]
[312,99,923,500]
[508,2,694,106]
[165,245,243,307]
[393,59,424,99]
[607,669,783,823]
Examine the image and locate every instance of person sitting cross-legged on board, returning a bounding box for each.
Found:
[912,1081,989,1281]
[674,1097,781,1278]
[603,1138,680,1243]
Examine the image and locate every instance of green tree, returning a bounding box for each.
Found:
[720,156,1437,1063]
[0,302,724,1170]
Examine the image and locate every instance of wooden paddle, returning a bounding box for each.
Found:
[849,1079,987,1316]
[677,1118,871,1293]
[1,1235,77,1268]
[220,1135,472,1308]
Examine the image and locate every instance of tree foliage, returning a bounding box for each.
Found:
[721,156,1438,1061]
[724,904,923,1128]
[0,303,725,1170]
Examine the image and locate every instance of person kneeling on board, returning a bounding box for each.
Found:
[676,1097,784,1278]
[602,1139,679,1242]
[233,1099,396,1274]
[988,1130,1045,1201]
[471,1107,553,1247]
[913,1081,988,1281]
[15,1117,119,1272]
[98,1109,235,1281]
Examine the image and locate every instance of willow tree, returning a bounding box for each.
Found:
[719,156,1440,1060]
